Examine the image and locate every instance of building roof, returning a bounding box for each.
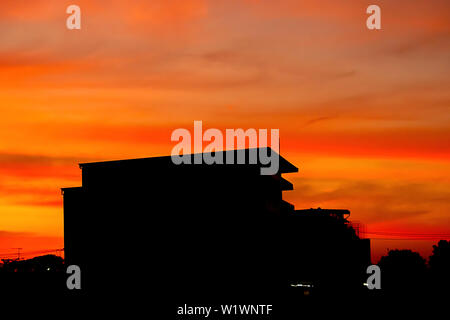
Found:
[294,208,351,221]
[78,147,299,174]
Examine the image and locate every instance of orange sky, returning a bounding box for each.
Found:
[0,0,449,262]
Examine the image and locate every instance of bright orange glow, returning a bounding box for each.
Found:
[1,0,449,263]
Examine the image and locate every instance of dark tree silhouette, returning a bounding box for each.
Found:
[0,254,65,294]
[429,240,450,289]
[378,249,427,294]
[0,254,64,273]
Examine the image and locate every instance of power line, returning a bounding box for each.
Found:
[364,231,450,237]
[0,248,64,259]
[362,231,450,241]
[369,238,450,241]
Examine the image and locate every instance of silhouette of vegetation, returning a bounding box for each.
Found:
[0,254,64,273]
[429,240,450,289]
[0,254,65,294]
[378,249,427,294]
[377,241,450,296]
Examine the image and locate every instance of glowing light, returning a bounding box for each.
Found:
[291,283,314,288]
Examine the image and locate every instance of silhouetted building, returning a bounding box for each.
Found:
[285,208,371,293]
[62,148,370,298]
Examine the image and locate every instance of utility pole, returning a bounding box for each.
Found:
[12,248,22,260]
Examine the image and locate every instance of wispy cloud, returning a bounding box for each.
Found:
[288,178,450,225]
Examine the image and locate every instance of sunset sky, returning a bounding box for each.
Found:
[0,0,449,262]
